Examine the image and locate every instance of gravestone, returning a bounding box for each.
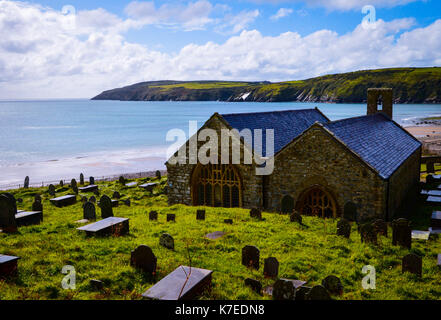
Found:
[359,223,377,245]
[80,173,84,185]
[90,279,104,291]
[156,170,161,180]
[130,245,157,274]
[392,218,412,249]
[81,196,88,204]
[93,189,100,196]
[15,211,42,227]
[71,179,77,189]
[112,191,120,199]
[140,183,157,192]
[0,195,17,233]
[32,200,43,212]
[89,196,96,204]
[272,279,296,300]
[111,200,119,208]
[322,275,343,295]
[83,202,96,221]
[34,194,42,203]
[427,162,435,174]
[206,231,226,240]
[78,185,98,193]
[373,219,388,237]
[123,199,131,207]
[77,217,129,237]
[402,253,422,278]
[263,257,279,278]
[250,208,262,220]
[159,233,174,250]
[167,214,176,222]
[295,286,312,301]
[50,195,77,207]
[245,278,262,295]
[281,195,294,214]
[24,176,29,188]
[59,180,64,187]
[224,219,233,224]
[0,255,20,277]
[337,219,351,238]
[99,195,113,219]
[48,184,56,196]
[196,209,205,221]
[149,211,158,221]
[305,285,331,300]
[119,176,126,185]
[242,245,259,270]
[290,211,302,224]
[89,177,95,185]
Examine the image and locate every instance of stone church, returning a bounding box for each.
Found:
[166,89,422,222]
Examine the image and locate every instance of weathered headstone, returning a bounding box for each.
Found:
[167,214,176,222]
[112,191,120,199]
[322,275,343,295]
[80,173,84,185]
[290,211,302,224]
[32,200,43,212]
[149,211,158,221]
[305,285,331,300]
[130,245,157,274]
[0,255,20,277]
[71,179,77,190]
[89,177,95,185]
[337,219,351,238]
[99,195,113,219]
[156,170,161,180]
[359,223,377,245]
[159,233,174,250]
[89,196,96,203]
[373,219,388,237]
[59,180,64,187]
[34,194,42,203]
[242,245,260,270]
[93,189,100,196]
[196,209,205,221]
[24,176,29,188]
[48,184,56,196]
[83,202,96,221]
[90,279,104,291]
[119,176,126,185]
[272,279,296,300]
[224,219,233,224]
[2,193,17,214]
[250,208,262,220]
[245,278,262,295]
[402,253,422,278]
[263,257,279,278]
[295,286,312,300]
[392,218,412,249]
[0,195,17,233]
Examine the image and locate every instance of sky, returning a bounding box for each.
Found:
[0,0,440,99]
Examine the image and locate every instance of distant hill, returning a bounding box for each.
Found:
[92,68,441,103]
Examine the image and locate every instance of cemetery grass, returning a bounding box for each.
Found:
[1,178,441,300]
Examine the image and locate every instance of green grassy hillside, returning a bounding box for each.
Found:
[1,174,440,300]
[92,67,441,103]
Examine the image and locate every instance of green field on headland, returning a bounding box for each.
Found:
[1,172,441,300]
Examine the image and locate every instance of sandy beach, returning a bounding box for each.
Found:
[405,125,441,155]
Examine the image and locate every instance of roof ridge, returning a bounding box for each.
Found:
[221,108,319,117]
[326,113,381,126]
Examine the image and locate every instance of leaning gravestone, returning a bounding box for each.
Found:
[149,211,158,221]
[130,245,157,274]
[159,233,174,250]
[80,173,84,185]
[0,195,17,233]
[337,219,351,238]
[290,211,302,224]
[359,223,377,245]
[305,285,331,300]
[89,177,95,185]
[32,200,43,212]
[244,278,262,295]
[167,214,176,222]
[263,257,279,278]
[196,209,205,221]
[24,176,29,188]
[250,208,262,220]
[99,195,113,219]
[373,219,388,237]
[402,253,422,278]
[272,279,296,300]
[83,202,96,221]
[156,170,161,180]
[392,218,412,249]
[322,275,343,295]
[242,245,260,270]
[48,184,56,196]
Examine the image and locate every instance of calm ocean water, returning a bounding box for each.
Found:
[0,99,440,187]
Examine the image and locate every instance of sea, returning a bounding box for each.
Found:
[1,99,441,188]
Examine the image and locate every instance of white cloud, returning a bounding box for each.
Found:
[270,8,293,20]
[0,0,440,99]
[216,9,260,34]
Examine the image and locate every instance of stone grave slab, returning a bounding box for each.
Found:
[111,200,119,208]
[431,211,441,229]
[50,195,77,207]
[77,217,129,237]
[0,254,20,277]
[125,182,137,187]
[15,211,43,227]
[427,196,441,204]
[429,227,441,234]
[428,190,441,197]
[206,231,226,240]
[75,219,89,224]
[78,185,99,193]
[411,230,430,240]
[142,266,213,300]
[140,183,158,192]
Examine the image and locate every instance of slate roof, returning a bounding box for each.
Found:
[220,109,329,155]
[219,109,421,180]
[323,113,421,179]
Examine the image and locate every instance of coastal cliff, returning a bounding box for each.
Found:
[92,67,441,104]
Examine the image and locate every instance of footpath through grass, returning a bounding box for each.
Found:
[1,176,441,300]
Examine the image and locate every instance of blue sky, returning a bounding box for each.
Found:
[0,0,440,98]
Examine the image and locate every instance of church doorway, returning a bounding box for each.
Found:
[296,186,338,218]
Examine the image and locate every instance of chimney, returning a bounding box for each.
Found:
[367,88,393,119]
